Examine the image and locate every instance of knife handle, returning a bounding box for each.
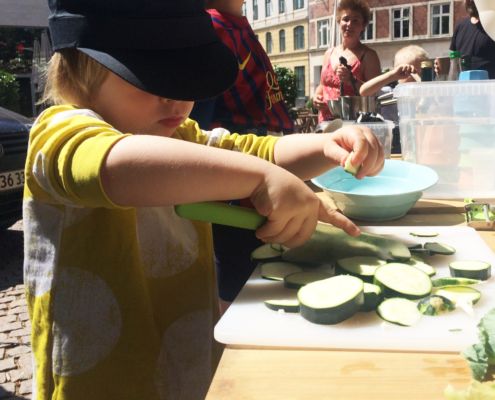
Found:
[175,202,266,230]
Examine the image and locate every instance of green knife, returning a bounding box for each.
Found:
[175,202,266,230]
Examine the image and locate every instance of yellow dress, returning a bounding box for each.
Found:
[23,105,279,400]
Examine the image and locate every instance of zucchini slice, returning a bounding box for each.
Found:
[361,283,382,312]
[431,277,481,288]
[336,256,387,282]
[373,263,432,300]
[284,271,333,289]
[417,295,455,316]
[251,243,284,261]
[424,242,456,255]
[434,286,482,306]
[260,262,303,281]
[449,260,491,281]
[344,152,360,176]
[264,299,300,313]
[410,231,439,238]
[405,256,436,277]
[298,275,364,325]
[377,297,422,326]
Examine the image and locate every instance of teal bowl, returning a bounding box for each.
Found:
[312,160,438,221]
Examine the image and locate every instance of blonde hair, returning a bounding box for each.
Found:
[394,45,429,67]
[43,49,108,106]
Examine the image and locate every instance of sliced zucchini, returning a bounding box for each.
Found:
[251,243,284,261]
[424,242,456,255]
[434,286,482,306]
[405,256,436,277]
[298,275,364,325]
[336,256,387,282]
[284,271,333,289]
[377,297,422,326]
[373,263,432,300]
[409,231,439,238]
[449,260,491,281]
[260,261,303,281]
[264,299,300,313]
[344,152,360,176]
[408,243,424,250]
[417,295,455,316]
[361,283,382,312]
[431,277,481,288]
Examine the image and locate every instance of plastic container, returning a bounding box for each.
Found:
[342,120,394,158]
[394,81,495,199]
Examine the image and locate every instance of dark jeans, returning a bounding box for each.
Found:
[213,223,263,302]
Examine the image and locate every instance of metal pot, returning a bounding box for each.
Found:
[327,96,378,120]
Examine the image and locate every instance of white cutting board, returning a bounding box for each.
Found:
[214,226,495,352]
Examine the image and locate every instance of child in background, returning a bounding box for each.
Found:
[24,0,384,399]
[190,0,295,312]
[360,45,429,96]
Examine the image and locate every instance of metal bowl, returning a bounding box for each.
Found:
[328,96,378,120]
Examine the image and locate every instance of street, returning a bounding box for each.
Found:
[0,220,32,400]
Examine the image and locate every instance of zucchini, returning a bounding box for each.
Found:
[282,223,411,265]
[284,271,333,289]
[344,152,360,176]
[405,256,436,277]
[361,283,382,312]
[449,260,491,281]
[264,299,300,313]
[298,275,364,325]
[373,263,432,300]
[336,256,386,282]
[260,261,303,281]
[431,277,481,288]
[251,243,284,261]
[417,295,455,316]
[424,242,456,255]
[434,286,482,306]
[410,231,439,238]
[408,243,424,250]
[377,297,422,326]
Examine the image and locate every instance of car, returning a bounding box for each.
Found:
[0,106,31,229]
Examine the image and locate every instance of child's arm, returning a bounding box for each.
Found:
[273,125,384,181]
[360,64,417,96]
[100,135,360,248]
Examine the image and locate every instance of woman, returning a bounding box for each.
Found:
[314,0,381,122]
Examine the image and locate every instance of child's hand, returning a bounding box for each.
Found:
[249,167,360,248]
[324,125,385,180]
[392,64,417,81]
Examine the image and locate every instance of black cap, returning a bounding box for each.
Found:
[47,0,238,101]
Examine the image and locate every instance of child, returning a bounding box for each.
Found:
[360,45,429,96]
[190,0,295,313]
[24,1,384,399]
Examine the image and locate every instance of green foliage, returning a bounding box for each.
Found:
[0,69,20,112]
[273,65,297,109]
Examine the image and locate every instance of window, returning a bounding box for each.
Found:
[266,0,272,17]
[431,3,451,36]
[314,65,322,89]
[279,30,286,52]
[293,0,304,10]
[294,26,305,50]
[393,7,410,39]
[253,0,258,20]
[266,32,273,54]
[242,2,247,16]
[317,19,329,48]
[279,0,285,13]
[361,10,375,41]
[295,66,305,98]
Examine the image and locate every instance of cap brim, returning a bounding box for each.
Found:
[79,41,238,101]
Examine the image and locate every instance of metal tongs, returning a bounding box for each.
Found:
[464,200,495,230]
[339,56,359,96]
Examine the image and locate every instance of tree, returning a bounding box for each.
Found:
[273,65,297,110]
[0,69,20,112]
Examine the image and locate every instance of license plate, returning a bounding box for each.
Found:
[0,169,25,192]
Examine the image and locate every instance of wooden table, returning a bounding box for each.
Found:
[206,196,495,400]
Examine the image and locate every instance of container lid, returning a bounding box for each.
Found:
[459,70,489,81]
[393,80,495,98]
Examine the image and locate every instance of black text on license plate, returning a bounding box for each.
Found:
[0,170,25,192]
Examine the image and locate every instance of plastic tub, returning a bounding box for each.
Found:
[394,81,495,199]
[342,120,394,158]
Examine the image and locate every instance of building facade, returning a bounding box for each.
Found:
[244,0,311,101]
[308,0,467,97]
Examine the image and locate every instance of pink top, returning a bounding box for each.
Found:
[319,48,367,122]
